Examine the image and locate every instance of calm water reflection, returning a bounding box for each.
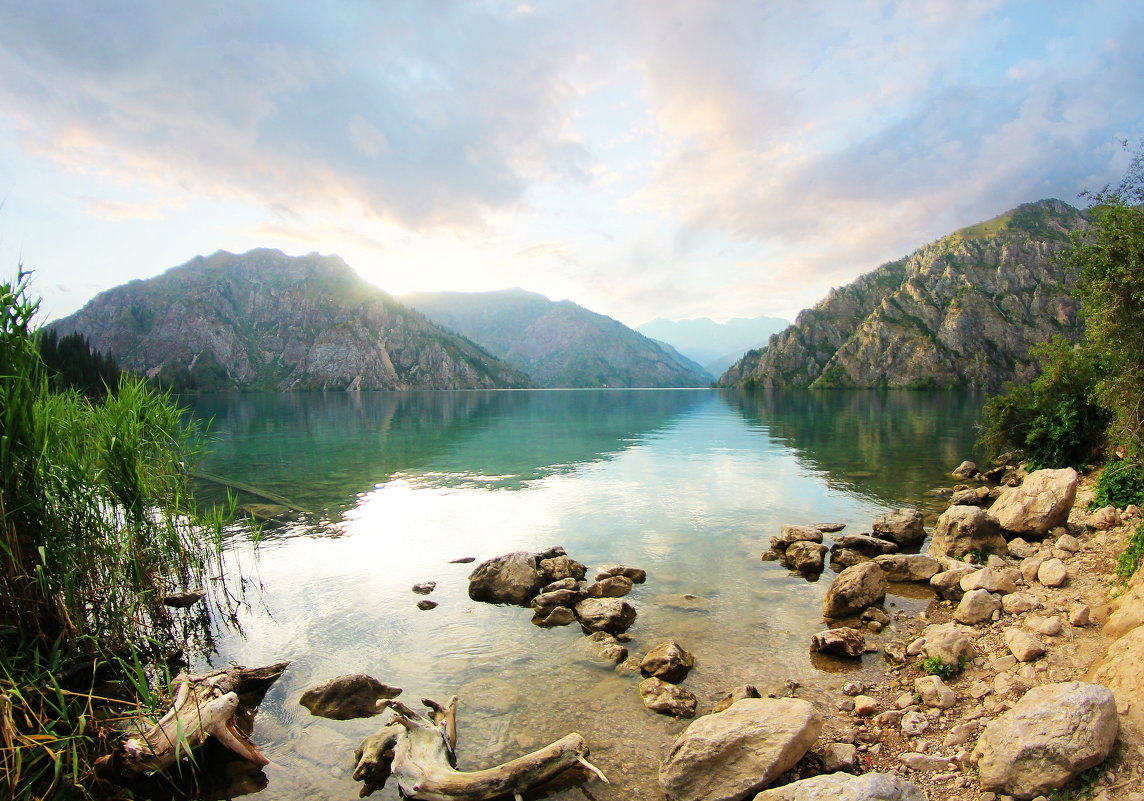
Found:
[180,389,982,801]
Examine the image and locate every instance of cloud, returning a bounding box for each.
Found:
[79,196,163,221]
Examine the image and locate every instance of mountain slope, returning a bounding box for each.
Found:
[50,249,530,391]
[719,199,1087,392]
[403,288,712,388]
[637,314,791,375]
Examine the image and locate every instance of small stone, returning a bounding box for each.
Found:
[810,627,866,659]
[990,654,1018,672]
[1020,557,1045,583]
[906,637,927,657]
[901,752,951,771]
[1055,533,1082,552]
[1034,615,1063,636]
[412,581,436,594]
[944,722,978,746]
[960,568,1019,595]
[901,710,929,735]
[638,677,697,718]
[416,599,438,610]
[1037,558,1068,587]
[915,675,957,709]
[1070,604,1091,626]
[852,695,878,716]
[1005,628,1045,662]
[955,588,1002,624]
[1002,593,1042,614]
[820,742,858,772]
[969,681,993,700]
[895,692,916,709]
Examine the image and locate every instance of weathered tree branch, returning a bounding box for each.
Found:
[353,697,607,801]
[95,661,289,781]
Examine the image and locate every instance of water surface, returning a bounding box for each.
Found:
[182,388,983,801]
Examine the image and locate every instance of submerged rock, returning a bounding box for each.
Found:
[574,597,637,634]
[641,641,695,683]
[299,674,402,720]
[871,508,926,546]
[595,564,647,583]
[754,772,926,800]
[810,627,866,659]
[468,551,545,605]
[640,677,698,718]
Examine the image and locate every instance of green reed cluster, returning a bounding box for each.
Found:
[1,272,230,799]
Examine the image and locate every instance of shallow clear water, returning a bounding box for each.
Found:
[180,388,983,801]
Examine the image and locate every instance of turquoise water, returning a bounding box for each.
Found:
[180,388,982,801]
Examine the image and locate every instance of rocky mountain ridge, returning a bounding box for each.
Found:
[49,249,530,391]
[404,288,711,388]
[719,199,1088,392]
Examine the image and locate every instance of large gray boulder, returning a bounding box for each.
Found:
[831,534,899,557]
[822,562,886,619]
[753,772,926,800]
[574,597,637,634]
[989,467,1078,538]
[659,698,822,801]
[871,508,926,546]
[467,551,545,605]
[972,682,1118,799]
[783,541,827,573]
[927,505,1007,560]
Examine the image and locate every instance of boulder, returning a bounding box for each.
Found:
[921,622,976,667]
[951,486,992,506]
[539,554,587,582]
[959,567,1019,595]
[641,640,695,683]
[1089,625,1144,733]
[753,772,926,801]
[810,627,866,659]
[531,606,575,627]
[1104,579,1144,638]
[830,548,871,570]
[411,581,436,595]
[416,599,438,611]
[972,682,1118,799]
[640,677,698,718]
[1090,505,1121,530]
[914,675,957,709]
[822,562,886,619]
[1001,593,1042,614]
[1037,558,1068,587]
[574,597,637,634]
[952,460,979,479]
[1006,538,1039,558]
[578,631,628,664]
[530,588,584,614]
[540,577,580,593]
[594,564,647,583]
[585,575,634,598]
[659,698,823,801]
[989,467,1078,538]
[871,509,926,546]
[955,588,1002,624]
[929,565,978,601]
[299,674,402,720]
[783,541,828,573]
[873,554,941,582]
[927,506,1006,560]
[819,743,858,773]
[831,534,899,556]
[773,525,824,549]
[468,551,545,605]
[814,522,847,533]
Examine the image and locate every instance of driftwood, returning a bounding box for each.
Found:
[95,661,289,780]
[353,697,607,800]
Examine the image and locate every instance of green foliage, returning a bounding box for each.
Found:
[1,272,233,799]
[1072,145,1144,457]
[1116,520,1144,582]
[978,337,1108,469]
[916,654,966,679]
[1092,461,1144,510]
[38,329,123,399]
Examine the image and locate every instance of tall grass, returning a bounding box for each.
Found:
[1,272,233,799]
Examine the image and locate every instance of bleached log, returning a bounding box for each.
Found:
[95,661,288,780]
[353,697,607,800]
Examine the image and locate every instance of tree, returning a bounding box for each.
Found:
[1072,143,1144,456]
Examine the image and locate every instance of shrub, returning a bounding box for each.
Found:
[978,337,1108,469]
[1092,461,1144,510]
[1117,521,1144,582]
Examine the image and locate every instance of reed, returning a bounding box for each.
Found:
[1,272,233,799]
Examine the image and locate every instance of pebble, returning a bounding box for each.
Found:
[852,695,877,716]
[1070,603,1091,626]
[1038,557,1068,587]
[900,710,929,735]
[1034,615,1063,636]
[901,752,952,771]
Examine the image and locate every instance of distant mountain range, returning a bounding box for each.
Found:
[403,288,711,388]
[718,199,1088,392]
[636,315,790,375]
[49,249,530,391]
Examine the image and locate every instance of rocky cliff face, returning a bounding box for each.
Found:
[50,249,530,391]
[404,288,711,388]
[719,199,1087,392]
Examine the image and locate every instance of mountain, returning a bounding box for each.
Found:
[719,199,1087,392]
[49,249,530,391]
[403,288,712,388]
[636,315,791,375]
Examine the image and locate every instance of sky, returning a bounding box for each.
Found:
[0,1,1141,329]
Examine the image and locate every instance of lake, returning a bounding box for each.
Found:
[181,388,983,801]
